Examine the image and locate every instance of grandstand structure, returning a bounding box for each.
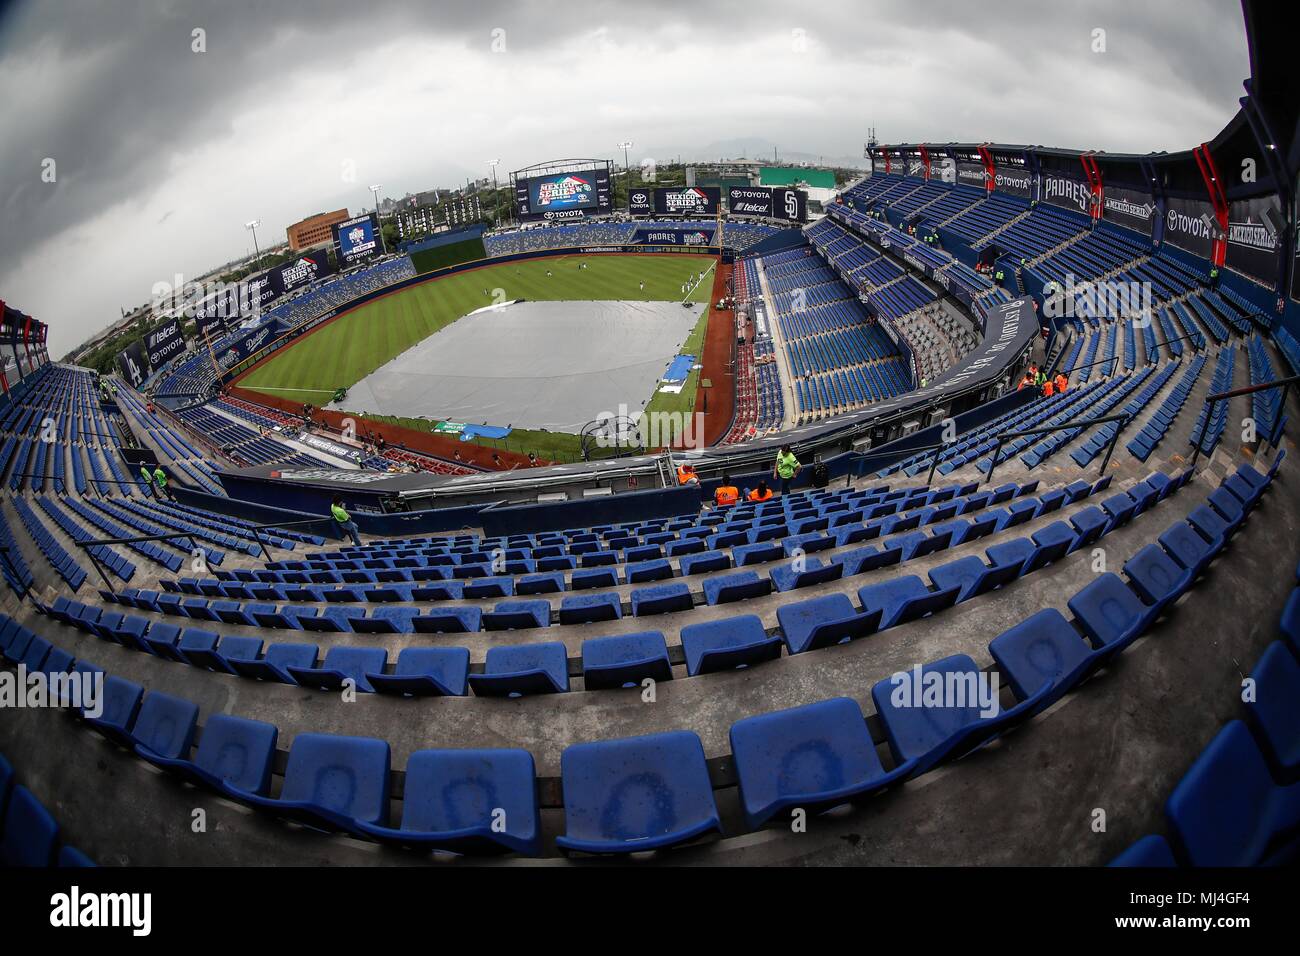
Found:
[1,1,1299,874]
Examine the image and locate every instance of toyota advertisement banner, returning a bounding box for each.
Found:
[728,186,773,217]
[1163,195,1216,259]
[628,187,654,216]
[116,339,149,389]
[1102,185,1157,238]
[144,317,187,370]
[993,165,1034,200]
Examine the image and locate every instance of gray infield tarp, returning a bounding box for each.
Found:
[327,299,704,432]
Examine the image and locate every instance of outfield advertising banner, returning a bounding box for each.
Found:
[194,308,229,343]
[728,186,772,217]
[633,227,715,245]
[956,162,987,191]
[332,213,380,268]
[993,165,1034,200]
[1226,193,1283,285]
[116,339,149,389]
[1164,195,1216,259]
[273,249,334,294]
[216,320,285,371]
[628,187,654,216]
[654,186,720,216]
[144,317,186,370]
[771,186,807,222]
[1041,172,1092,216]
[249,272,280,309]
[1102,185,1157,238]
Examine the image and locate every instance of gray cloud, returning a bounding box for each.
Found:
[0,0,1252,357]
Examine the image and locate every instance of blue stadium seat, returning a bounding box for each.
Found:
[1122,543,1194,612]
[131,692,200,762]
[144,713,278,797]
[1067,572,1156,654]
[581,632,673,689]
[630,583,693,616]
[469,642,569,697]
[1243,642,1300,779]
[871,654,1048,774]
[367,647,471,697]
[354,748,540,855]
[730,697,913,830]
[680,614,782,675]
[1109,834,1177,867]
[1165,721,1300,866]
[230,642,319,683]
[1,786,59,866]
[241,732,391,831]
[857,576,960,630]
[86,676,144,746]
[927,556,1021,604]
[776,593,881,654]
[989,608,1099,711]
[287,646,387,693]
[483,600,551,631]
[556,731,721,854]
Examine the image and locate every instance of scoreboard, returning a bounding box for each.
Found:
[513,161,613,221]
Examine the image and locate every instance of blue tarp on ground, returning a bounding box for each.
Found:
[662,354,696,384]
[460,423,512,441]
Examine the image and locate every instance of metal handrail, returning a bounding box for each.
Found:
[1189,372,1297,468]
[985,412,1131,486]
[71,516,338,591]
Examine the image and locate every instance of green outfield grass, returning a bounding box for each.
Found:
[238,253,717,456]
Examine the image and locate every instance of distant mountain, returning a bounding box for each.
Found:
[640,136,869,170]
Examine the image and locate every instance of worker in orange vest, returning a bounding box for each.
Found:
[676,463,699,486]
[714,474,740,508]
[747,480,774,502]
[1042,379,1055,397]
[1054,373,1068,394]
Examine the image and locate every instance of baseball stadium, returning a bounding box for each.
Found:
[0,0,1298,911]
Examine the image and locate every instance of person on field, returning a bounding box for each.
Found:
[773,445,801,495]
[714,474,739,508]
[152,466,174,500]
[747,480,773,502]
[330,496,362,546]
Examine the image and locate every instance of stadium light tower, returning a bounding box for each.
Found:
[487,160,501,228]
[617,141,633,214]
[244,219,262,267]
[369,184,387,256]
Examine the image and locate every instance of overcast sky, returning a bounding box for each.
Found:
[0,0,1251,358]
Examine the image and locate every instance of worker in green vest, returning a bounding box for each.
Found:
[139,464,154,496]
[152,465,174,500]
[331,496,361,546]
[773,445,802,496]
